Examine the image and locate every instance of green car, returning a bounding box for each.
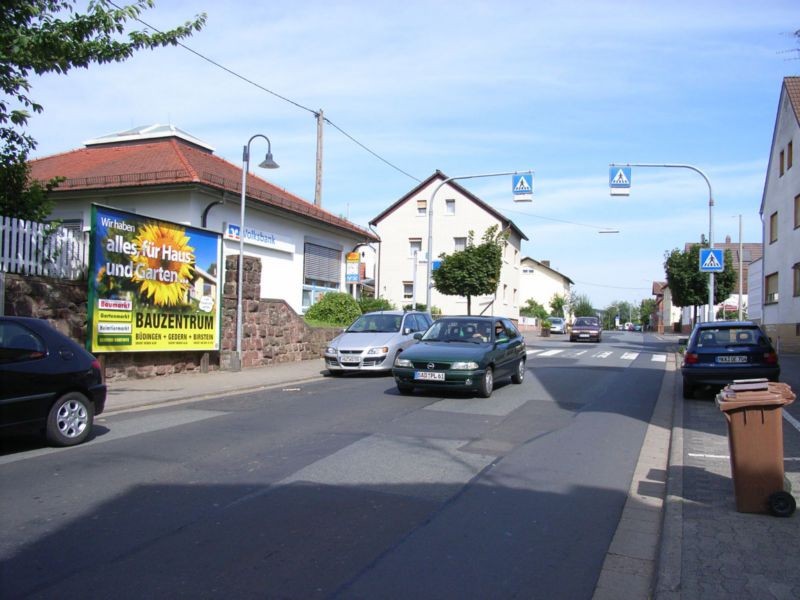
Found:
[392,316,527,398]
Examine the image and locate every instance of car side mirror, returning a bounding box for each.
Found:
[413,332,423,340]
[403,327,412,335]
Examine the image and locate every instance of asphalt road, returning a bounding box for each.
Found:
[0,331,672,599]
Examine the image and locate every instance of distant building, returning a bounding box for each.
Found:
[651,281,681,333]
[759,76,800,352]
[519,257,573,319]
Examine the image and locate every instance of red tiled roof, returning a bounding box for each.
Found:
[29,137,378,241]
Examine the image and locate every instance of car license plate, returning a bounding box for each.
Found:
[340,356,361,364]
[414,371,445,381]
[579,333,589,338]
[716,356,748,364]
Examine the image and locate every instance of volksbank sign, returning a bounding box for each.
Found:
[224,223,295,254]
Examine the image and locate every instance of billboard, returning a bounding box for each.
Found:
[88,205,222,352]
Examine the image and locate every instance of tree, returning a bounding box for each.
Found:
[640,298,657,329]
[0,1,206,218]
[664,244,737,325]
[431,225,506,315]
[520,298,548,320]
[549,293,568,317]
[571,293,594,317]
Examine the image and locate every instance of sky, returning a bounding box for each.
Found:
[23,0,800,309]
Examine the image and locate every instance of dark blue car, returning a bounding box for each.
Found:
[680,321,779,399]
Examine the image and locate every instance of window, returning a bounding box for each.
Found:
[795,194,800,229]
[445,199,455,215]
[765,272,779,304]
[403,282,413,300]
[503,284,508,303]
[302,242,342,312]
[794,263,800,297]
[409,238,422,257]
[770,212,778,243]
[789,141,794,170]
[454,237,467,252]
[780,150,785,176]
[417,199,427,216]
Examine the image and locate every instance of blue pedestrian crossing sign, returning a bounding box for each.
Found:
[512,173,534,202]
[699,248,724,273]
[609,167,631,196]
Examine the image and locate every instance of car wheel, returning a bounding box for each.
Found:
[768,491,796,517]
[682,378,694,400]
[570,337,575,342]
[478,367,494,398]
[328,369,343,377]
[511,359,525,384]
[46,392,94,447]
[397,383,414,395]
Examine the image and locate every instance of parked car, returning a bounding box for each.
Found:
[548,317,566,334]
[392,316,526,398]
[0,316,107,446]
[570,316,602,342]
[324,310,433,374]
[680,321,780,399]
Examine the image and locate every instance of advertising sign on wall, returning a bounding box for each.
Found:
[88,205,222,352]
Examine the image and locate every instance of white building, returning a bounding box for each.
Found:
[369,171,527,318]
[519,257,573,315]
[759,76,800,352]
[29,125,379,315]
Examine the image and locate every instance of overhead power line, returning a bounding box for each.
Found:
[112,2,421,183]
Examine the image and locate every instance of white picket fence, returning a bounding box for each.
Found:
[0,216,89,280]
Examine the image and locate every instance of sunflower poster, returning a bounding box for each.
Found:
[88,205,222,352]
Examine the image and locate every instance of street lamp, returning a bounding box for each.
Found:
[425,170,530,310]
[235,134,279,371]
[610,163,715,322]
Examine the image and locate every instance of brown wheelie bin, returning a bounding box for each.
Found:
[716,379,796,516]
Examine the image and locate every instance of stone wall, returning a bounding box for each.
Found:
[2,255,340,380]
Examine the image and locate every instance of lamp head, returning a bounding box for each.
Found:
[259,151,279,169]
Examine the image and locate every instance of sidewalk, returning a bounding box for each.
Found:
[104,358,329,413]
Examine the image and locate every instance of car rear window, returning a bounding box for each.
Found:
[695,327,768,348]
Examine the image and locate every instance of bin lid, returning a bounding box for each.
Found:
[716,380,796,411]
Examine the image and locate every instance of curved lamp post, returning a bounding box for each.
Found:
[610,162,715,322]
[425,170,527,310]
[236,134,279,371]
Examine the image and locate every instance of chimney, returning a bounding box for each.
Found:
[541,260,550,268]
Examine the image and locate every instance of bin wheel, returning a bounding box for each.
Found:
[767,491,796,518]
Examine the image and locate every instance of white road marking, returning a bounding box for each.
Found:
[651,354,667,362]
[621,352,639,360]
[689,452,800,462]
[783,410,800,434]
[593,351,613,359]
[526,349,543,355]
[539,349,564,357]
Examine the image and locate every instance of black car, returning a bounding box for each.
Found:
[0,316,107,446]
[680,321,779,399]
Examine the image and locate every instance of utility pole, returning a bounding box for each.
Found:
[314,109,323,207]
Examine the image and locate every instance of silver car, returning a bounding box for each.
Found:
[324,311,433,374]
